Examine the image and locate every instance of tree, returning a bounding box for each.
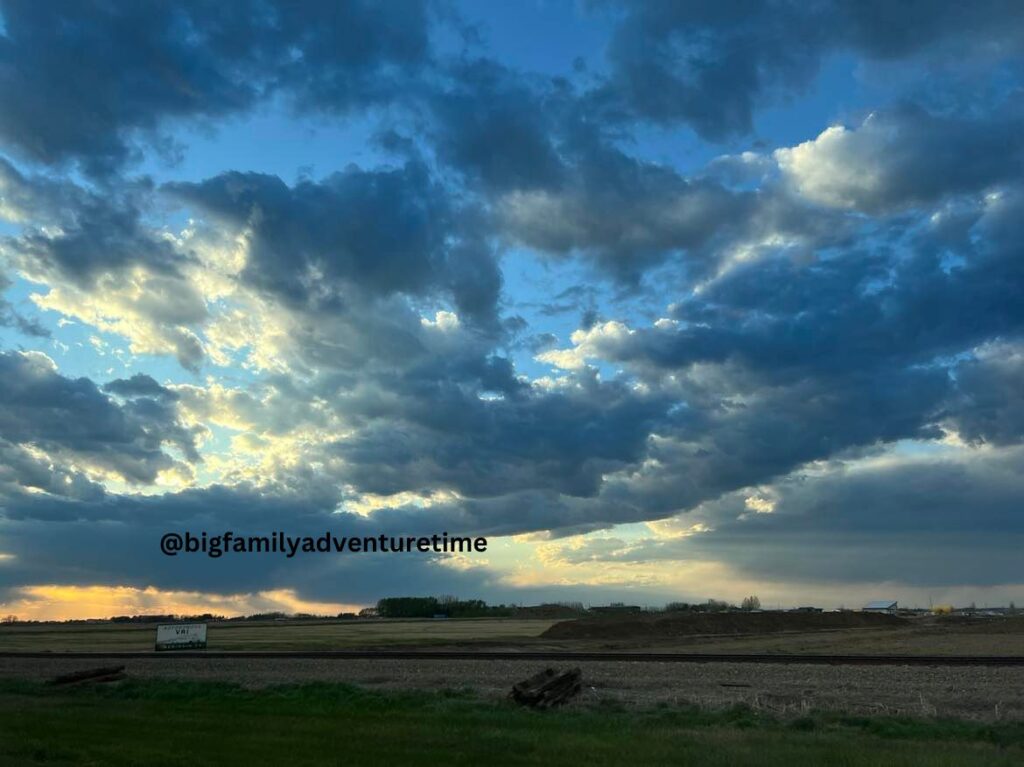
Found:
[741,595,761,611]
[376,597,440,618]
[701,599,732,612]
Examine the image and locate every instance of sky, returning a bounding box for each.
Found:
[1,1,1024,620]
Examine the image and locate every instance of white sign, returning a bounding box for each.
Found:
[155,623,207,651]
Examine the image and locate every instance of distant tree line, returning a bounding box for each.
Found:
[109,613,226,624]
[6,594,1023,626]
[662,597,761,613]
[376,595,516,618]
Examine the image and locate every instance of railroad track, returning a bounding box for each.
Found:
[2,651,1024,666]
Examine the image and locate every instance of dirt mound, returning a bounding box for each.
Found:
[542,611,906,640]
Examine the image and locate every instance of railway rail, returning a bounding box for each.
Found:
[2,651,1023,666]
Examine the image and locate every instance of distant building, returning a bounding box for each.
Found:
[863,600,898,613]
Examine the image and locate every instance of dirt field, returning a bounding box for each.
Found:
[533,613,1024,656]
[2,655,1023,722]
[543,611,906,640]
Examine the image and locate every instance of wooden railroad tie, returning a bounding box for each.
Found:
[510,667,582,709]
[48,665,128,686]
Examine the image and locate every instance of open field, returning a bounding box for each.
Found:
[1,679,1022,766]
[5,613,1024,656]
[2,656,1023,721]
[0,618,560,653]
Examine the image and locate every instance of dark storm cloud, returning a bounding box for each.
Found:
[592,0,1024,140]
[540,445,1024,587]
[3,0,1014,179]
[0,0,434,174]
[428,59,567,193]
[695,449,1024,586]
[0,482,518,602]
[0,440,105,503]
[0,159,192,287]
[329,368,673,500]
[0,351,201,485]
[165,161,502,326]
[951,352,1024,447]
[608,366,951,519]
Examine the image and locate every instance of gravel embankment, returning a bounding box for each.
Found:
[2,656,1022,721]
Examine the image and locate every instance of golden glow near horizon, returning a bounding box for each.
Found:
[0,585,358,621]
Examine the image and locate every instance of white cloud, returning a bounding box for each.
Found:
[775,120,886,210]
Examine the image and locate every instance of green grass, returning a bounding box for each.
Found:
[1,680,1022,766]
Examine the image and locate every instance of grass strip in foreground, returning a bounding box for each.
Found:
[0,679,1022,766]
